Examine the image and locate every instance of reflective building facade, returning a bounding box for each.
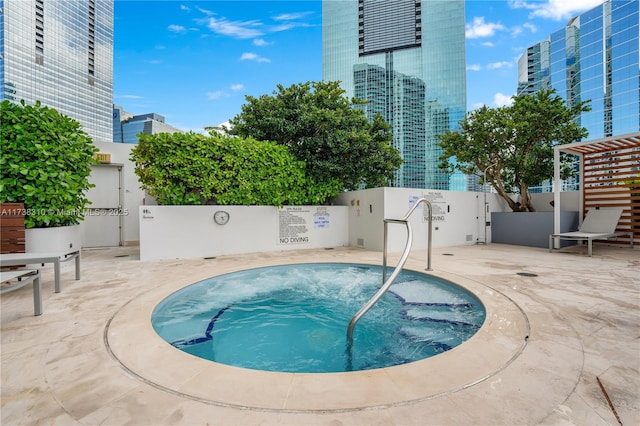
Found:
[518,0,639,140]
[323,0,466,190]
[113,105,183,144]
[1,0,113,142]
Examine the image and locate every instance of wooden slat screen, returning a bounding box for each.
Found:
[1,203,26,254]
[1,203,26,271]
[580,137,640,245]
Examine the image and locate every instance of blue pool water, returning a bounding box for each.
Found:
[152,263,486,373]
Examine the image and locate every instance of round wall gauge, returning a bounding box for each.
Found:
[213,210,230,225]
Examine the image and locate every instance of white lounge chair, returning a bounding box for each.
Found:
[0,250,80,293]
[549,207,634,256]
[1,269,42,316]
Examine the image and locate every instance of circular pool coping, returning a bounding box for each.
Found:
[105,263,530,412]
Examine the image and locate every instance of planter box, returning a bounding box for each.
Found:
[26,225,82,253]
[491,211,578,248]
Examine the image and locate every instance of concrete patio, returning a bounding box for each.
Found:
[1,242,638,425]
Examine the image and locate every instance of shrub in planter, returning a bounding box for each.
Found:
[0,100,98,228]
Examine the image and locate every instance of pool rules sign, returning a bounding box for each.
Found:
[278,207,311,244]
[278,206,331,245]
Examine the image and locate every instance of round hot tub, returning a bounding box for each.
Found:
[151,263,486,373]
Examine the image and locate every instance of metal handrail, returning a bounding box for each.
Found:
[383,198,433,279]
[346,198,432,370]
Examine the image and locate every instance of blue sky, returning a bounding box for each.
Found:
[113,0,604,133]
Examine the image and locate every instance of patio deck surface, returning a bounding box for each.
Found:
[1,243,638,425]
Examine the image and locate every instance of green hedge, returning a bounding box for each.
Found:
[130,132,342,206]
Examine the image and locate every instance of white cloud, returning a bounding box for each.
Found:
[180,5,190,12]
[240,52,271,63]
[206,17,263,39]
[149,60,162,65]
[196,7,214,16]
[207,85,246,101]
[510,0,603,21]
[466,17,506,39]
[481,41,495,47]
[206,90,226,100]
[118,94,144,100]
[253,38,270,47]
[523,22,537,33]
[273,12,312,21]
[199,9,311,40]
[487,61,513,70]
[269,12,313,32]
[168,24,187,33]
[494,92,514,107]
[271,23,297,33]
[467,64,482,71]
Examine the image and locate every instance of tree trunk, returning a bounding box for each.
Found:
[494,185,523,212]
[520,185,536,212]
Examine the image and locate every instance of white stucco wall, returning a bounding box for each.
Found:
[139,205,349,261]
[336,187,581,253]
[82,141,145,245]
[531,191,580,212]
[77,150,580,257]
[336,187,503,252]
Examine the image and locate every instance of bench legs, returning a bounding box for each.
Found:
[33,274,42,316]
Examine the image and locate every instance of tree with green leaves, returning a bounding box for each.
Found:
[228,81,402,193]
[0,100,98,228]
[130,131,341,206]
[438,90,591,212]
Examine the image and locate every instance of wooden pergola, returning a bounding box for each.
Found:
[553,132,640,246]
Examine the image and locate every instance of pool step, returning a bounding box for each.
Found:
[397,325,460,350]
[389,280,473,307]
[387,279,483,354]
[402,306,481,327]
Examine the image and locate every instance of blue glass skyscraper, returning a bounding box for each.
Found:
[322,0,467,190]
[518,0,639,140]
[1,0,114,142]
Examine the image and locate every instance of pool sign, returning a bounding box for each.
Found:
[313,206,330,229]
[408,195,422,209]
[278,207,310,244]
[422,191,447,222]
[141,207,154,221]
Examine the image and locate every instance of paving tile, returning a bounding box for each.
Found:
[1,244,638,425]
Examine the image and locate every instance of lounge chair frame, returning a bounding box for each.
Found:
[549,208,634,256]
[1,269,42,315]
[0,250,80,292]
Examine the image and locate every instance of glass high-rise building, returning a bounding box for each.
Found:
[1,0,114,142]
[113,105,183,144]
[517,0,639,140]
[323,0,466,190]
